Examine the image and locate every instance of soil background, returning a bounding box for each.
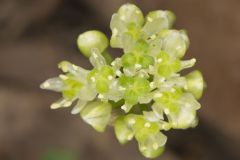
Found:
[0,0,240,160]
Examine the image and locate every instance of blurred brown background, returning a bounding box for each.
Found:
[0,0,240,160]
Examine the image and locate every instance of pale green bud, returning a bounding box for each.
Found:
[110,14,127,48]
[143,10,173,38]
[168,93,200,129]
[147,10,175,28]
[185,70,204,99]
[80,101,111,132]
[138,133,166,159]
[160,30,189,58]
[110,3,144,49]
[77,30,109,57]
[117,3,144,26]
[114,116,134,144]
[169,106,196,129]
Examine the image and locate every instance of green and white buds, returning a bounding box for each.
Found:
[41,3,205,159]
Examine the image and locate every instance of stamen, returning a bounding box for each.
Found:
[92,53,98,59]
[61,66,68,72]
[116,70,122,76]
[157,58,162,63]
[170,88,176,92]
[91,77,96,82]
[164,108,170,115]
[160,78,165,83]
[176,46,182,50]
[127,135,133,140]
[72,65,78,70]
[150,34,156,40]
[113,28,118,36]
[185,103,191,108]
[98,94,104,99]
[121,105,127,111]
[150,82,155,89]
[135,64,142,69]
[108,75,113,80]
[119,86,126,91]
[154,93,163,98]
[51,103,60,109]
[149,65,154,70]
[120,16,126,21]
[111,61,116,66]
[63,101,72,107]
[59,75,68,80]
[162,124,169,130]
[141,146,147,151]
[42,82,50,88]
[136,10,141,14]
[172,122,177,127]
[191,58,196,63]
[124,69,132,75]
[144,122,151,128]
[147,17,153,22]
[129,119,136,125]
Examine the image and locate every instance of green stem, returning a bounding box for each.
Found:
[102,50,113,64]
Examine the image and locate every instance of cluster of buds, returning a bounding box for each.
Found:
[41,3,205,158]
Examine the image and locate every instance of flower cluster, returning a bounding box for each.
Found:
[40,3,204,158]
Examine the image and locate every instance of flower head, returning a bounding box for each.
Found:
[40,3,205,159]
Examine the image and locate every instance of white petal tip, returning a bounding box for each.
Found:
[40,82,50,89]
[144,122,151,128]
[50,103,61,109]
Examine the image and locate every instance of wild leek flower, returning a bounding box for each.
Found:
[40,3,205,158]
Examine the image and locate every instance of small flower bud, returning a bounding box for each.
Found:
[77,30,109,57]
[185,70,204,99]
[80,101,111,132]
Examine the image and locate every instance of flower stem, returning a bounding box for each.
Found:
[102,50,113,64]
